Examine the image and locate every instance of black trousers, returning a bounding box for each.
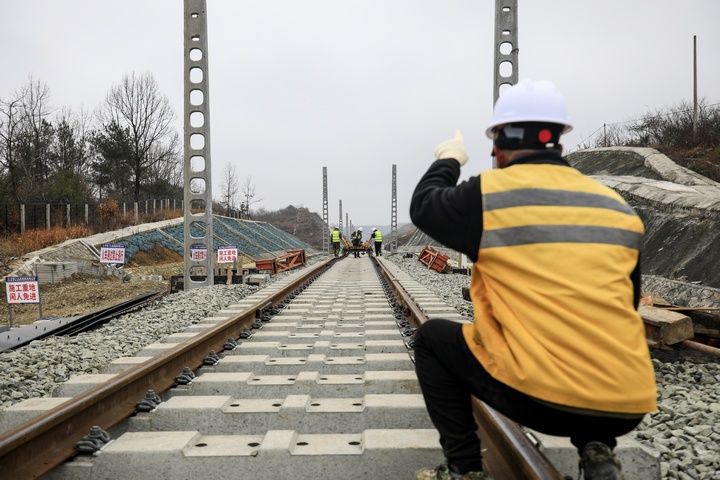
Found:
[413,319,644,473]
[332,242,340,256]
[374,242,382,256]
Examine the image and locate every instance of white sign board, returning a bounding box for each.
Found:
[217,245,238,264]
[6,276,40,304]
[191,245,208,262]
[100,243,126,265]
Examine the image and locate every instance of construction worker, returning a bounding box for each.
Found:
[410,79,656,480]
[371,228,382,256]
[350,227,363,257]
[331,226,342,256]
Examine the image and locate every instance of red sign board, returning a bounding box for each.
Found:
[217,245,238,264]
[100,244,126,265]
[6,276,40,304]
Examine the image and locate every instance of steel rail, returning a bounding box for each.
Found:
[0,258,334,479]
[371,257,564,479]
[681,339,720,358]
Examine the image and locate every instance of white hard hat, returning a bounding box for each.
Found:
[358,227,363,231]
[372,228,376,231]
[485,79,573,139]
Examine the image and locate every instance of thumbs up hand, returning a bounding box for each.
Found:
[434,130,469,166]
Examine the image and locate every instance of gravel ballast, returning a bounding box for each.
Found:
[1,254,718,479]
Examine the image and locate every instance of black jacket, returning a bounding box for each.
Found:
[409,151,641,306]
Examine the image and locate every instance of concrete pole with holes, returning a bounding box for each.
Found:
[322,167,329,255]
[389,164,398,253]
[183,0,214,289]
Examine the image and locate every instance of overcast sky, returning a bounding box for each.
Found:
[2,1,719,226]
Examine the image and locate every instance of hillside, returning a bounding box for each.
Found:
[254,206,417,250]
[253,206,326,250]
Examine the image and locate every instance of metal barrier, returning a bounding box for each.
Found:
[418,246,450,273]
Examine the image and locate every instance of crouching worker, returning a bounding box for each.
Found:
[409,79,657,480]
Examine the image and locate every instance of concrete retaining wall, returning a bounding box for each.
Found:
[642,274,720,308]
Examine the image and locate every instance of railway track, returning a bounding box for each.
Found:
[0,255,565,479]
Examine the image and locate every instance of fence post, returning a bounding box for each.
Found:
[66,204,70,226]
[46,204,51,230]
[85,204,89,225]
[20,204,25,234]
[134,203,139,224]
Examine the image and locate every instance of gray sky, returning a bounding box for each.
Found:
[2,1,719,226]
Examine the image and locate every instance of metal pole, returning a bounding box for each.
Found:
[604,123,607,147]
[693,35,698,139]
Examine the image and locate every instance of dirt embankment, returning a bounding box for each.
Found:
[2,274,171,327]
[1,245,184,328]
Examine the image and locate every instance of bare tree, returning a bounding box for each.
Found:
[218,163,239,216]
[241,175,263,218]
[593,123,632,148]
[0,77,54,202]
[97,71,180,202]
[0,95,23,200]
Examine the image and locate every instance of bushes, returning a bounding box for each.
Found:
[0,225,92,257]
[593,100,720,179]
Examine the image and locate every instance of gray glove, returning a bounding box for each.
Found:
[434,130,468,166]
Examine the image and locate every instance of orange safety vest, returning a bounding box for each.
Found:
[463,163,657,414]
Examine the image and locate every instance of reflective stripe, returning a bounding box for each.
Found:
[481,225,643,249]
[484,189,637,216]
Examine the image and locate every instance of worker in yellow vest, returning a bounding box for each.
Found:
[410,79,656,480]
[370,228,382,256]
[331,226,342,256]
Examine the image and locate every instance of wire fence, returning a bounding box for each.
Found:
[568,101,720,153]
[0,199,184,235]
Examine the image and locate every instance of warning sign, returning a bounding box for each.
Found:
[217,245,238,264]
[100,244,126,265]
[5,276,40,304]
[191,245,208,262]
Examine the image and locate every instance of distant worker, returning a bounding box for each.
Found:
[350,227,363,258]
[371,228,382,256]
[410,79,657,480]
[331,226,342,257]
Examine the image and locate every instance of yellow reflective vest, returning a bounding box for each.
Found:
[463,163,657,414]
[373,230,382,242]
[331,230,341,243]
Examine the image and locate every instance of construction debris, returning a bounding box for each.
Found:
[255,249,306,274]
[417,246,450,273]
